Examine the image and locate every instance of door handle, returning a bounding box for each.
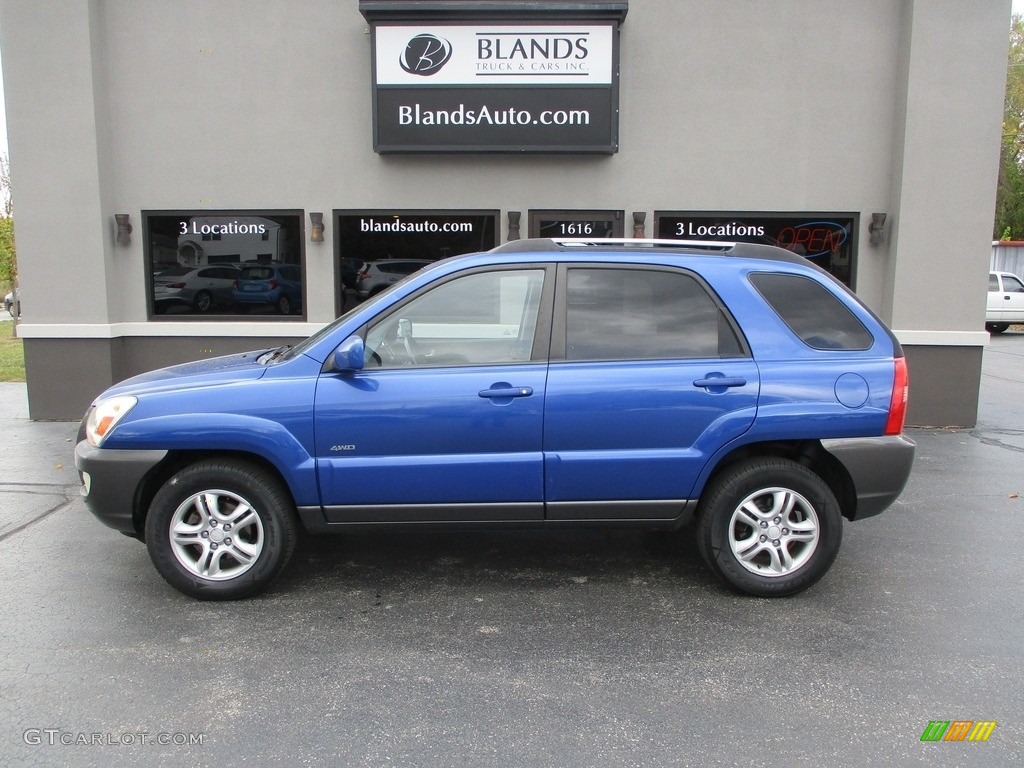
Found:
[693,376,747,390]
[478,385,533,399]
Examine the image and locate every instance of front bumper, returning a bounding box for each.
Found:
[821,435,916,520]
[75,441,168,536]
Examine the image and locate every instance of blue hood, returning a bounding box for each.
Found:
[97,349,273,401]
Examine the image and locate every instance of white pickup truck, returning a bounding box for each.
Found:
[987,271,1024,333]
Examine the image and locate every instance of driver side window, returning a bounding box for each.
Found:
[365,269,546,368]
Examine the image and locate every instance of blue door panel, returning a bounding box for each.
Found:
[543,359,759,503]
[314,365,547,510]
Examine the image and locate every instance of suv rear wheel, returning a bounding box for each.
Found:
[145,459,298,600]
[696,457,842,597]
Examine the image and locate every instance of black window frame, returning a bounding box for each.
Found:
[334,209,500,316]
[653,210,859,289]
[529,209,625,239]
[143,209,307,321]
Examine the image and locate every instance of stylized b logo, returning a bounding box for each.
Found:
[400,34,452,76]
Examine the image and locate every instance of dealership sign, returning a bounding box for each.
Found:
[369,24,621,153]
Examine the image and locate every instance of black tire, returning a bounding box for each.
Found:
[986,322,1009,334]
[277,294,292,315]
[696,457,842,597]
[145,459,298,600]
[193,290,213,313]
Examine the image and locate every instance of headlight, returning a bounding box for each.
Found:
[85,396,138,447]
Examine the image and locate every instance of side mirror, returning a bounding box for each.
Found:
[331,335,365,371]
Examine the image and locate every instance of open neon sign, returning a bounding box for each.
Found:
[774,221,848,259]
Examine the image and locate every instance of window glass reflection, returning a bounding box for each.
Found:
[146,213,304,317]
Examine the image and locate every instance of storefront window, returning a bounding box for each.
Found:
[334,210,499,314]
[145,211,305,318]
[529,209,624,238]
[654,212,857,287]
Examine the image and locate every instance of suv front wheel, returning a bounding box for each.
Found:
[696,457,842,597]
[145,459,298,600]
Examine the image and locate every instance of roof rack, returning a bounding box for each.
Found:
[489,237,807,264]
[555,237,737,249]
[492,237,737,254]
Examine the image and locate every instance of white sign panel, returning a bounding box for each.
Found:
[375,24,614,86]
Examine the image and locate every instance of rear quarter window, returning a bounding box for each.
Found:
[750,272,874,351]
[240,267,273,280]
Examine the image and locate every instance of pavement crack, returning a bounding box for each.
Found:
[970,429,1024,454]
[0,495,75,544]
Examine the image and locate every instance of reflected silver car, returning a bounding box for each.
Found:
[153,265,240,314]
[355,259,431,298]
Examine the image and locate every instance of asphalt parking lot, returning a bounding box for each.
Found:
[2,333,1023,767]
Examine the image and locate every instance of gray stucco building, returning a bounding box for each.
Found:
[0,0,1011,424]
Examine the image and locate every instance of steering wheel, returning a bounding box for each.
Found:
[374,336,416,366]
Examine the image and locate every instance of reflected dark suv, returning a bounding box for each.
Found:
[76,238,914,600]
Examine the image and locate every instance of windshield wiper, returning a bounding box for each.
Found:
[257,345,292,365]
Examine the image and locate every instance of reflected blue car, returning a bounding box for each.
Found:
[232,264,302,315]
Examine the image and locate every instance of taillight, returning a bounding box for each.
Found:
[268,279,280,289]
[167,282,185,289]
[885,356,909,435]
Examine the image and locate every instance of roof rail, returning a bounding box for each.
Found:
[491,237,738,253]
[554,237,737,249]
[489,237,808,264]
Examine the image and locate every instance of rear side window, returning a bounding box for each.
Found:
[564,267,744,360]
[240,267,274,280]
[750,272,873,350]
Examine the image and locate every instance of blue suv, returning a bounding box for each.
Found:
[76,239,915,600]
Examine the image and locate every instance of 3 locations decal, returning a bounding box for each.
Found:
[370,24,620,153]
[656,213,857,286]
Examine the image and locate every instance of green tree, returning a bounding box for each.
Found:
[995,14,1024,240]
[0,154,13,286]
[0,217,14,285]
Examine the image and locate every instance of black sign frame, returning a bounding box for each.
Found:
[366,20,623,154]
